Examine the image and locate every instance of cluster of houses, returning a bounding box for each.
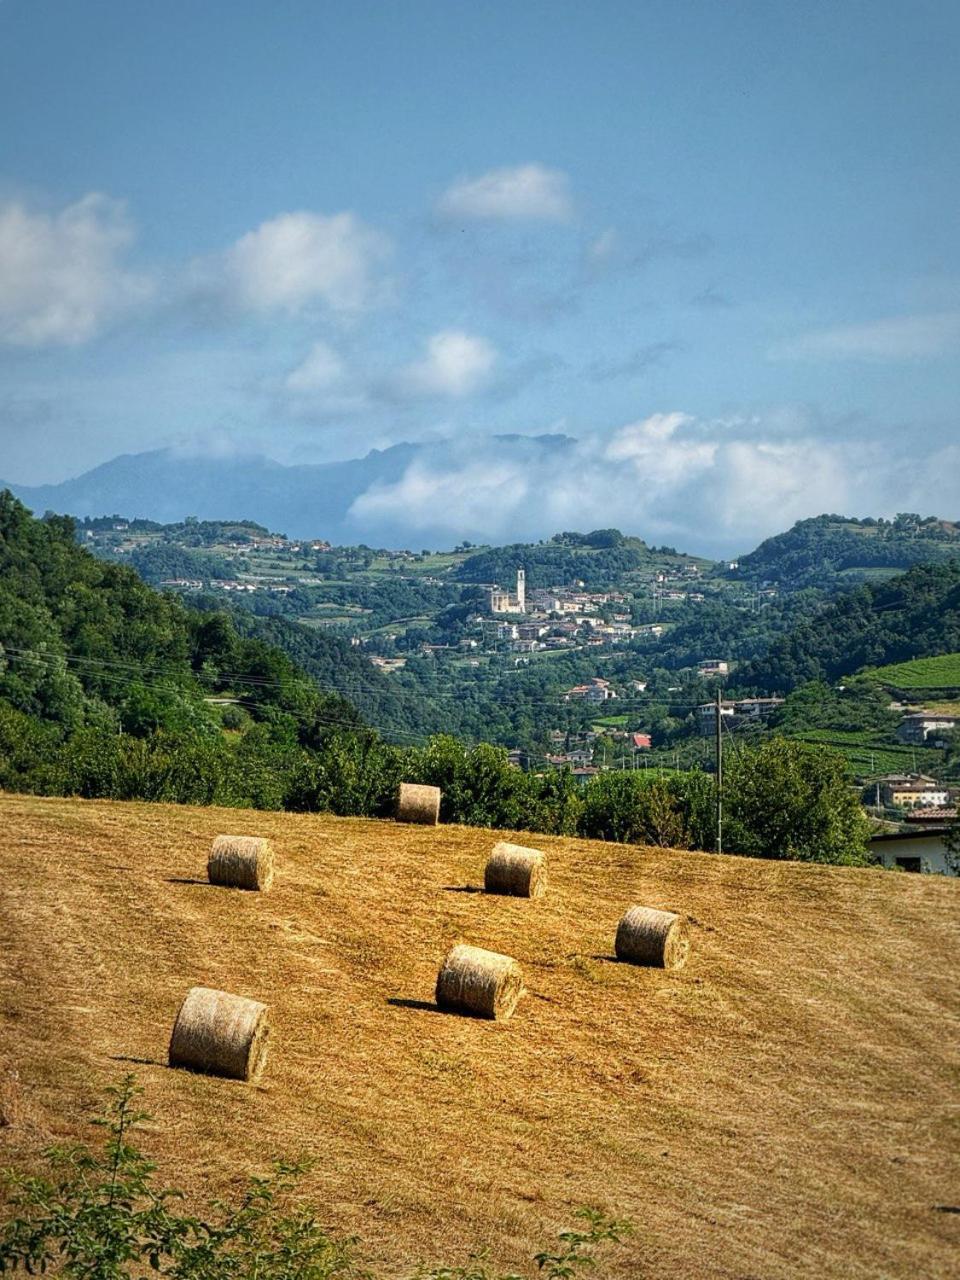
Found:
[866,772,958,877]
[869,773,957,812]
[484,569,661,653]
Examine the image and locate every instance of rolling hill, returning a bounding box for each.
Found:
[736,514,960,589]
[1,793,957,1279]
[863,653,960,697]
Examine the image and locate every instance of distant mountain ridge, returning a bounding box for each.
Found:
[0,435,576,545]
[0,444,420,541]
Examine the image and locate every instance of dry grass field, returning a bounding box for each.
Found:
[0,792,958,1278]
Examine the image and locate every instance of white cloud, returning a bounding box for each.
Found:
[221,210,390,314]
[347,413,875,552]
[0,194,151,346]
[391,330,497,399]
[771,311,960,362]
[437,164,572,223]
[284,340,347,393]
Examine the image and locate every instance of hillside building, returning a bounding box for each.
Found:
[878,774,951,809]
[895,712,960,745]
[696,697,784,734]
[489,568,526,614]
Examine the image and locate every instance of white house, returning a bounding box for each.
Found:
[869,829,957,876]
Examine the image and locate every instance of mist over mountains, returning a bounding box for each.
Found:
[4,418,957,556]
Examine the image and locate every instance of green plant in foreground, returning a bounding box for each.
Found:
[0,1077,357,1280]
[0,1080,631,1279]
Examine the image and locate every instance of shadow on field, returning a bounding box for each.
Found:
[166,877,212,886]
[386,997,455,1016]
[110,1054,165,1067]
[441,885,483,894]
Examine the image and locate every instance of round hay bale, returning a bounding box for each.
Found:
[484,841,547,898]
[168,986,270,1082]
[614,905,689,969]
[396,782,441,825]
[435,943,523,1020]
[208,835,274,891]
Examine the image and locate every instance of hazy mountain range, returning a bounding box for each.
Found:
[2,435,582,548]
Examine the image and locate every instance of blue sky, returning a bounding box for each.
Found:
[0,0,958,549]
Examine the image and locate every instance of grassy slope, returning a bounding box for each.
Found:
[1,794,957,1279]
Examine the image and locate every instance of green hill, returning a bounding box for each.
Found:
[0,491,368,808]
[736,513,960,589]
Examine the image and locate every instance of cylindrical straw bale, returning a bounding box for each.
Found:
[208,835,274,891]
[615,905,689,970]
[396,782,441,825]
[168,986,270,1082]
[484,841,547,898]
[435,944,523,1020]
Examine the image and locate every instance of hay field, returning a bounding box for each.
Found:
[0,793,958,1279]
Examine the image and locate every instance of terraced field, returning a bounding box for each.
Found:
[866,653,960,693]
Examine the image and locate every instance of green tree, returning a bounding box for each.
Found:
[943,817,960,876]
[723,737,870,864]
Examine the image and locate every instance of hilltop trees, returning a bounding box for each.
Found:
[739,560,960,694]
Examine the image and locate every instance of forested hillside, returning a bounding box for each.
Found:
[738,560,960,694]
[0,492,367,807]
[737,513,960,589]
[0,493,875,865]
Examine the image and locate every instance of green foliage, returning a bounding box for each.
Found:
[0,1078,357,1280]
[0,1081,629,1280]
[455,533,653,591]
[404,736,583,835]
[861,652,960,692]
[723,737,871,864]
[771,679,899,735]
[579,771,715,849]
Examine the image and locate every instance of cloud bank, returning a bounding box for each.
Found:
[220,210,391,314]
[346,412,960,555]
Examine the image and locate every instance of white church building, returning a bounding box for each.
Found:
[489,569,526,615]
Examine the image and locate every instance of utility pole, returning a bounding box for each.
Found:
[715,687,723,855]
